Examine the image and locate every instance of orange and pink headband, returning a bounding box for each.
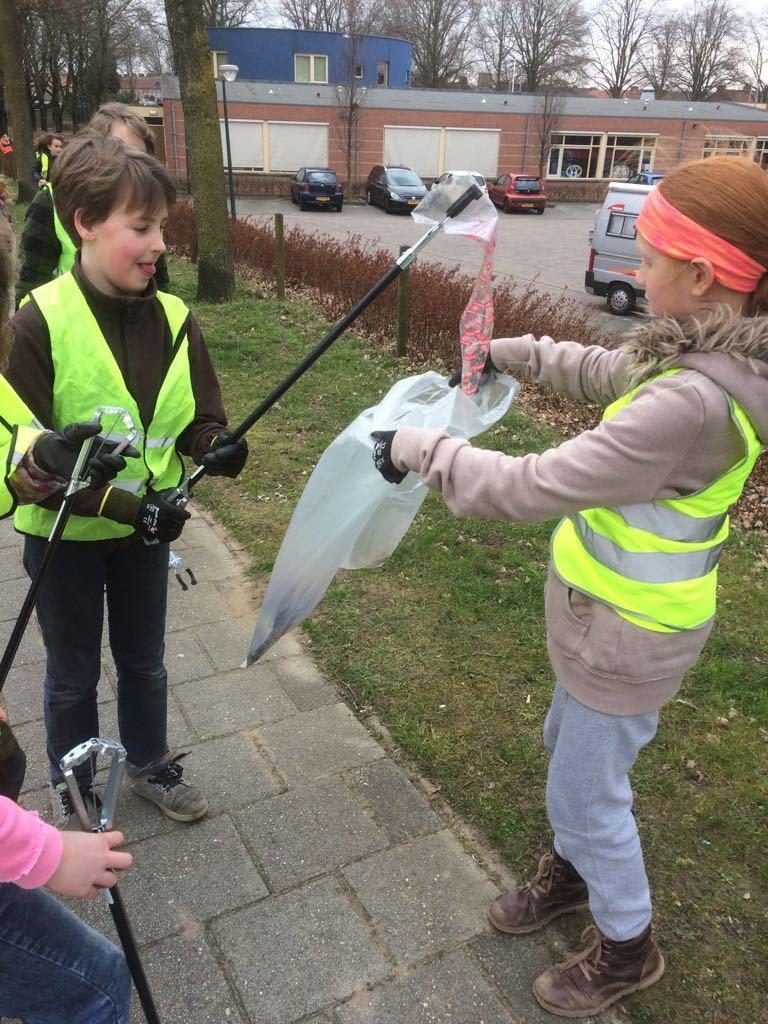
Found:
[636,186,766,293]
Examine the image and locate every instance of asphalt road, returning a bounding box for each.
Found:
[235,195,636,335]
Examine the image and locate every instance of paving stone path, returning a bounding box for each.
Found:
[0,510,611,1024]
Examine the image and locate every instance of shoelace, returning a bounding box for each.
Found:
[146,753,188,792]
[524,851,556,899]
[560,925,607,982]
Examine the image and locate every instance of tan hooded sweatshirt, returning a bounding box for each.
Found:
[391,310,768,715]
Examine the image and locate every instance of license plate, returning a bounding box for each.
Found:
[407,199,419,205]
[520,202,534,208]
[315,196,330,202]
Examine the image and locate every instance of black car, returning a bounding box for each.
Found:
[290,167,344,211]
[365,164,428,213]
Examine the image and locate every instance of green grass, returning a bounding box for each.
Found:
[6,202,767,1023]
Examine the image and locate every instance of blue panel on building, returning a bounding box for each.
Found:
[207,27,412,88]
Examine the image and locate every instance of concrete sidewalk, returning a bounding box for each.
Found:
[1,510,609,1024]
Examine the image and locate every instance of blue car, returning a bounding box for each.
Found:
[627,171,664,185]
[290,167,343,211]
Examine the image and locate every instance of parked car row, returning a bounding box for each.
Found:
[288,165,550,216]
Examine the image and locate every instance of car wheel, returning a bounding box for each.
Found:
[290,190,297,205]
[384,197,392,214]
[504,200,513,214]
[607,283,635,316]
[536,207,545,215]
[366,190,373,206]
[335,201,343,212]
[298,198,306,211]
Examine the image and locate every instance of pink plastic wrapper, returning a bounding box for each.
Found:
[411,173,499,396]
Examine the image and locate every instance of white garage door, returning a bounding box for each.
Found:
[269,122,328,173]
[384,126,441,177]
[220,120,263,170]
[444,128,500,178]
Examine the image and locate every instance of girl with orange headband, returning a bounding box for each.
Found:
[370,155,768,1017]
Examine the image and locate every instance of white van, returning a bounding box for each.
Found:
[585,183,652,315]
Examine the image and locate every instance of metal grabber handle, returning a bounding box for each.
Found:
[60,737,161,1024]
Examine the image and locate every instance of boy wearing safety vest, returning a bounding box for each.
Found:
[18,104,170,304]
[371,156,768,1017]
[8,135,248,827]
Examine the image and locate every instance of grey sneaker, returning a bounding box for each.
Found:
[51,780,102,831]
[130,753,208,822]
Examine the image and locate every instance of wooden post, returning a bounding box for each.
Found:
[274,212,285,301]
[397,244,410,357]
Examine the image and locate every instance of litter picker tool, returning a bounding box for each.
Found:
[0,408,139,692]
[165,182,483,514]
[61,738,161,1024]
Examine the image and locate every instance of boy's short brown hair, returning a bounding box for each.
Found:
[50,135,175,244]
[88,102,156,155]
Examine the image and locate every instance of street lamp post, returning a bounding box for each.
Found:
[218,64,239,218]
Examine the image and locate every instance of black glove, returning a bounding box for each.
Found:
[134,489,191,543]
[371,430,408,484]
[448,350,497,388]
[202,431,248,478]
[34,422,137,489]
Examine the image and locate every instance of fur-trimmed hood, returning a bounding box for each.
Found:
[620,307,768,443]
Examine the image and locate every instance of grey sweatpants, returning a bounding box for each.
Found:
[544,682,659,942]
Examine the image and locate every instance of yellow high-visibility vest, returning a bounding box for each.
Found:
[0,375,43,519]
[551,368,763,632]
[15,273,195,540]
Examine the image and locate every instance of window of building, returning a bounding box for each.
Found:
[377,61,389,87]
[294,54,328,84]
[548,133,602,179]
[354,64,364,79]
[606,212,638,239]
[211,51,229,78]
[755,138,768,169]
[603,135,657,179]
[702,135,751,158]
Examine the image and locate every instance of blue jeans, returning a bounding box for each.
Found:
[544,682,659,942]
[0,882,131,1023]
[23,536,170,786]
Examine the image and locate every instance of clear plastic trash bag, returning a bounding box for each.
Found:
[412,171,498,244]
[243,370,519,666]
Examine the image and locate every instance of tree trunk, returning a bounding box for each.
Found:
[164,0,234,302]
[0,0,36,201]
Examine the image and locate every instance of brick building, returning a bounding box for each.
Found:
[160,75,768,198]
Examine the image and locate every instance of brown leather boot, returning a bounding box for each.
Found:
[487,850,589,934]
[532,923,665,1018]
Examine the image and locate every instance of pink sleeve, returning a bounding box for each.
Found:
[0,795,63,888]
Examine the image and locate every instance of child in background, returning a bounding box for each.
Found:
[32,131,63,188]
[372,156,768,1017]
[8,135,248,827]
[19,103,169,303]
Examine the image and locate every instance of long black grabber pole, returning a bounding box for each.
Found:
[0,409,138,691]
[167,182,483,509]
[61,738,161,1024]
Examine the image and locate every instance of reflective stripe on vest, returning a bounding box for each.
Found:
[552,368,763,632]
[0,375,42,519]
[14,273,195,540]
[47,185,77,276]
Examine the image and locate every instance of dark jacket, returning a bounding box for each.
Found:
[8,254,226,526]
[17,188,171,306]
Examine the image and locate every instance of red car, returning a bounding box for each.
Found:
[488,173,547,214]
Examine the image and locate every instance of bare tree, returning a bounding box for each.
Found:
[675,0,743,101]
[280,0,347,31]
[0,0,36,200]
[743,14,768,103]
[202,0,261,26]
[477,0,517,90]
[382,0,477,88]
[164,0,235,301]
[506,0,589,93]
[534,84,564,177]
[640,12,681,98]
[589,0,657,98]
